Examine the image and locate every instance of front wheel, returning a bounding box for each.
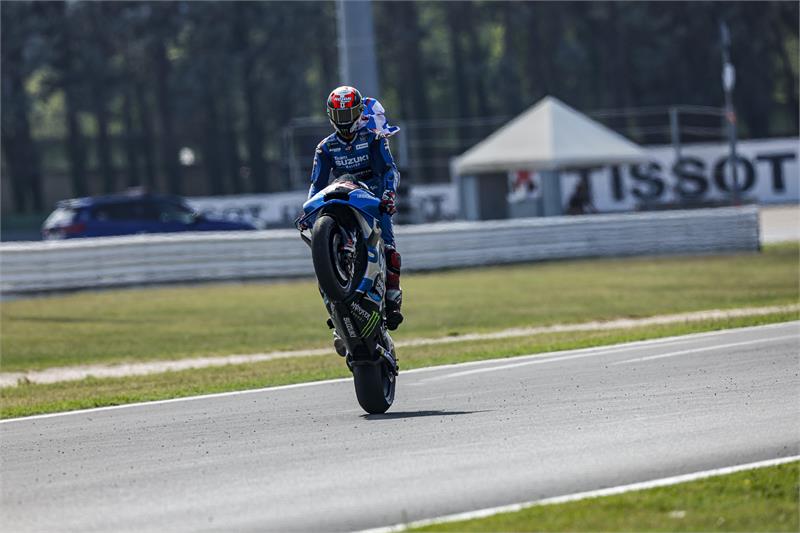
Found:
[353,363,395,414]
[311,214,366,302]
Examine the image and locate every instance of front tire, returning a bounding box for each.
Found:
[353,363,395,414]
[311,214,365,302]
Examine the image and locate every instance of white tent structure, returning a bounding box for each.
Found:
[452,96,648,220]
[453,96,647,174]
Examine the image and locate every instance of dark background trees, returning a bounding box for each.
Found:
[1,0,797,214]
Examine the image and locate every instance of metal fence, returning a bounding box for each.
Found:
[0,207,759,294]
[283,107,728,188]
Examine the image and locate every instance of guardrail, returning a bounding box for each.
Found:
[1,207,759,294]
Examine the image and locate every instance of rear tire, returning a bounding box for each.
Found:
[353,363,395,414]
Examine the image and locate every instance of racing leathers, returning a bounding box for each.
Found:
[308,126,404,332]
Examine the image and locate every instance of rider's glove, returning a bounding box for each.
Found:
[380,190,397,215]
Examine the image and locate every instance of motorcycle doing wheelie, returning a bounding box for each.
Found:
[296,175,399,414]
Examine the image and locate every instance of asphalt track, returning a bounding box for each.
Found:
[2,322,798,532]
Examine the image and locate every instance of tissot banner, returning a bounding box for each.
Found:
[559,137,799,211]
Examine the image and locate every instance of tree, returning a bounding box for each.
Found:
[85,2,116,193]
[47,0,89,198]
[149,3,183,194]
[232,2,268,193]
[1,1,44,212]
[1,0,797,207]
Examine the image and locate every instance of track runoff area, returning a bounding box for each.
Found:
[2,321,797,531]
[362,456,800,533]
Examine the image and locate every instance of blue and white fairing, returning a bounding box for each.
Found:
[300,180,381,230]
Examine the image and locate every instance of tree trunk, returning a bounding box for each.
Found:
[611,3,633,110]
[134,80,157,190]
[1,23,43,212]
[92,85,115,193]
[771,12,799,132]
[500,4,523,114]
[222,92,243,194]
[152,36,182,194]
[122,83,141,187]
[524,3,556,99]
[0,133,28,213]
[382,2,432,182]
[89,3,115,194]
[64,96,87,197]
[203,84,225,195]
[234,4,268,193]
[1,74,43,212]
[64,98,88,198]
[52,2,88,198]
[461,3,490,118]
[445,3,471,148]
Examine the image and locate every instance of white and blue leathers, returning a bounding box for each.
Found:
[309,126,400,246]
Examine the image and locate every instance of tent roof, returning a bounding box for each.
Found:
[453,96,648,175]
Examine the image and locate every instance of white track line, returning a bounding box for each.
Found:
[415,336,706,384]
[359,455,800,533]
[417,331,799,383]
[612,334,799,366]
[2,304,797,387]
[2,321,797,424]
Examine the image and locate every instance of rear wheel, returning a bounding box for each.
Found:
[353,362,395,414]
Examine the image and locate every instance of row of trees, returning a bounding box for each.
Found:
[2,1,798,213]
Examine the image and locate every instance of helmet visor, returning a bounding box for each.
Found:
[328,103,363,127]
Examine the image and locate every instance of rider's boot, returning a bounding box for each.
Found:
[333,329,347,357]
[385,247,403,331]
[327,317,348,357]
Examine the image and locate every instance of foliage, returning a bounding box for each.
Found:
[1,1,798,212]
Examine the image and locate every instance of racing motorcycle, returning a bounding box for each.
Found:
[296,175,398,414]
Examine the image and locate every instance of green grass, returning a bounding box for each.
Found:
[1,311,795,418]
[411,461,800,532]
[2,243,798,372]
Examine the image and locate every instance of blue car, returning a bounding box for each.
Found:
[42,192,256,239]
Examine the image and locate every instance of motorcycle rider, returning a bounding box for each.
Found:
[307,86,403,355]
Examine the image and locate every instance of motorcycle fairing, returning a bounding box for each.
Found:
[299,180,381,232]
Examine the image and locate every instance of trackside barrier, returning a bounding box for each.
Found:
[0,207,759,294]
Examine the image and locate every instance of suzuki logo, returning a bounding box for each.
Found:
[343,317,357,337]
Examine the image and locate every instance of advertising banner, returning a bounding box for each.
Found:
[560,137,798,211]
[186,191,307,229]
[186,184,462,228]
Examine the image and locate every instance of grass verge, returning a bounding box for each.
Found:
[1,311,795,418]
[411,461,800,532]
[2,243,798,371]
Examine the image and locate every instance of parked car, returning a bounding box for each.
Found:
[42,191,256,239]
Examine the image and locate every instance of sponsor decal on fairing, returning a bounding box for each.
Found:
[349,301,372,322]
[343,317,357,338]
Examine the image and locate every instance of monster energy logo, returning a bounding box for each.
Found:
[360,311,380,337]
[349,301,371,321]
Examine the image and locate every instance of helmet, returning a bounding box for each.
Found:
[327,86,364,137]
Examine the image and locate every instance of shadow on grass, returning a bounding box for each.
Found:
[362,409,488,420]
